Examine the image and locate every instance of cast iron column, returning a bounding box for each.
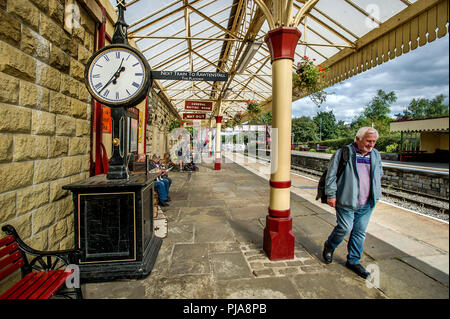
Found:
[214,115,223,170]
[263,27,301,260]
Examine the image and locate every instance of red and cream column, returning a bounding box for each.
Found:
[214,115,223,170]
[263,27,301,260]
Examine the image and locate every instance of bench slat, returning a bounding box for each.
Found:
[0,236,15,249]
[0,250,22,271]
[17,271,58,299]
[0,271,39,299]
[0,259,24,282]
[0,242,20,259]
[32,270,72,299]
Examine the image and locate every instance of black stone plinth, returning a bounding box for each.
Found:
[63,173,162,282]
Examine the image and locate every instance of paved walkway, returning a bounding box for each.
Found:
[83,155,448,299]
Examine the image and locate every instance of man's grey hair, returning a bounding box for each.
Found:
[354,127,379,142]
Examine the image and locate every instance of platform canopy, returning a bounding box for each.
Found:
[107,0,449,123]
[390,116,450,132]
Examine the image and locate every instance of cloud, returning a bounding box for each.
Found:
[293,35,449,123]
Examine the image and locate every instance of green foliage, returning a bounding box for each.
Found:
[292,116,318,142]
[246,99,261,115]
[168,119,182,131]
[306,134,401,152]
[385,143,399,153]
[313,111,338,140]
[395,94,449,120]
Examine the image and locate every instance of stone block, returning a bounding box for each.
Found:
[48,0,64,24]
[8,213,32,239]
[0,9,21,47]
[0,42,36,81]
[40,14,63,45]
[34,158,62,183]
[0,192,16,224]
[16,183,49,215]
[61,156,82,177]
[68,137,88,156]
[13,134,49,161]
[29,0,49,11]
[0,103,31,133]
[69,58,84,81]
[49,177,70,202]
[0,135,13,162]
[76,119,90,137]
[50,91,72,115]
[0,72,19,104]
[48,219,68,248]
[48,136,69,157]
[32,203,56,233]
[60,74,79,98]
[54,196,73,220]
[78,85,91,102]
[55,115,76,136]
[49,44,70,72]
[32,110,55,135]
[78,43,91,65]
[20,81,49,110]
[36,62,60,91]
[0,162,34,193]
[21,27,50,61]
[8,0,39,31]
[71,98,87,119]
[27,228,48,250]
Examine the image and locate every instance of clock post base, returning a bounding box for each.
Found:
[107,164,129,179]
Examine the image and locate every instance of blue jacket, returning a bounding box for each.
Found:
[325,144,383,211]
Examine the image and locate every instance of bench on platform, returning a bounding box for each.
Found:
[0,225,82,299]
[316,145,329,152]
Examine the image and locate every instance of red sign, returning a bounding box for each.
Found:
[183,113,206,120]
[93,106,112,133]
[185,100,213,111]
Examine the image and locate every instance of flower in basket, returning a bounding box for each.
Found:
[293,56,328,96]
[246,99,261,115]
[232,112,243,126]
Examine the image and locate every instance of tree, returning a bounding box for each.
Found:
[336,120,352,138]
[313,111,338,141]
[292,116,318,143]
[395,94,449,120]
[351,89,397,135]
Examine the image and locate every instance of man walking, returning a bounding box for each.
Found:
[322,127,383,279]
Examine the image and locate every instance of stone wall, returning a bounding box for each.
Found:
[146,90,173,157]
[291,153,449,199]
[0,0,95,254]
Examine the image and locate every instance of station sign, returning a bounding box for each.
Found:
[182,113,206,120]
[151,71,228,82]
[185,100,213,111]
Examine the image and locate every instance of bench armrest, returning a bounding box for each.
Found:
[2,225,81,273]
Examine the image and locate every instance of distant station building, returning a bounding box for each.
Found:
[390,116,449,162]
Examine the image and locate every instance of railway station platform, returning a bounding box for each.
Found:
[82,153,448,300]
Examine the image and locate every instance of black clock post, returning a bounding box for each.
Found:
[63,1,161,282]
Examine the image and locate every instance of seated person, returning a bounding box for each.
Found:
[148,154,171,207]
[162,152,175,168]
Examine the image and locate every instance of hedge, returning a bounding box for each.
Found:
[306,134,401,152]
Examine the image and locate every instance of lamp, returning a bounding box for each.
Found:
[235,41,262,74]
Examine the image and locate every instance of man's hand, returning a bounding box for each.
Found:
[327,198,337,208]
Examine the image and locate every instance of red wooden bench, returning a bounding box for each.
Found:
[0,225,82,299]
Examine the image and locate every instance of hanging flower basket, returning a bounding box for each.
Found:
[292,56,328,97]
[246,99,261,115]
[232,112,243,126]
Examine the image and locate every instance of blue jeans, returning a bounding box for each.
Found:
[154,180,168,201]
[326,203,374,264]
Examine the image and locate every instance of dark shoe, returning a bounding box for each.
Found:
[322,242,334,264]
[158,201,169,207]
[166,196,171,202]
[345,261,370,279]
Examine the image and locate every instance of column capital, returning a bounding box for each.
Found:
[264,27,301,63]
[215,116,223,124]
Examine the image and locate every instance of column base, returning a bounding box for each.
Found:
[214,159,221,170]
[263,216,295,260]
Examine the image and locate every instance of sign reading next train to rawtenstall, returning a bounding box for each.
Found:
[183,113,206,120]
[151,71,228,82]
[185,100,213,111]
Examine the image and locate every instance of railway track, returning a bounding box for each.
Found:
[241,152,449,216]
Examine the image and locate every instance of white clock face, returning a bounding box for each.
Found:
[87,47,147,105]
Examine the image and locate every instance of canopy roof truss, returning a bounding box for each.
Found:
[105,0,449,124]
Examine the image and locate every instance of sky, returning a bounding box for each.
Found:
[292,35,450,124]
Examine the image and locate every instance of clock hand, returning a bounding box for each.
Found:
[98,58,124,94]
